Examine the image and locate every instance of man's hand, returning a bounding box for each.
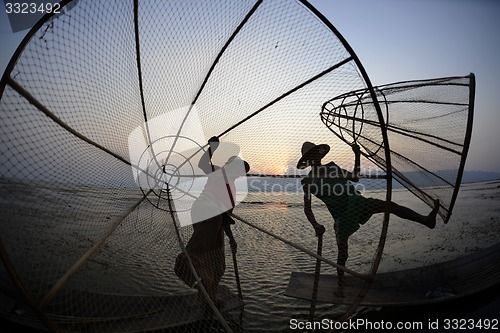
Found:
[208,136,220,152]
[314,224,325,237]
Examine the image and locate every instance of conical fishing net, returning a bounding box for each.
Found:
[321,75,475,223]
[0,1,474,332]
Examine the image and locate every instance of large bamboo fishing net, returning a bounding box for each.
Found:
[321,75,475,224]
[0,1,473,332]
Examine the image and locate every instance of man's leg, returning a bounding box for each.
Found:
[369,198,440,229]
[174,252,196,287]
[391,201,439,228]
[202,246,226,307]
[337,239,348,284]
[335,228,349,297]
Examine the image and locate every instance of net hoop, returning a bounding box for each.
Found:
[136,135,205,212]
[0,1,394,331]
[320,86,389,158]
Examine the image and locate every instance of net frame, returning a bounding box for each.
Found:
[0,1,393,332]
[321,74,475,224]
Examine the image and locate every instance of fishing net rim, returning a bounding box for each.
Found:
[0,0,394,330]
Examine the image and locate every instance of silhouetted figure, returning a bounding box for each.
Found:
[174,136,249,307]
[298,141,439,294]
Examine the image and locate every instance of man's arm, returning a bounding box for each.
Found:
[342,144,360,182]
[303,183,325,237]
[351,144,361,181]
[198,136,219,174]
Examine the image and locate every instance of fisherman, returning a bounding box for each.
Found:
[174,136,249,307]
[298,141,439,294]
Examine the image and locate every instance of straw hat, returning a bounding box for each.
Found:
[296,142,330,169]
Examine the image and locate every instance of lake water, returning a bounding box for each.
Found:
[1,179,499,332]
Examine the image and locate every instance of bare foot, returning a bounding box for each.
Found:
[426,199,440,229]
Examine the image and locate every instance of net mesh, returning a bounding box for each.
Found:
[0,0,475,332]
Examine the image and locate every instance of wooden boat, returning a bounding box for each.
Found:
[0,282,242,333]
[285,242,500,306]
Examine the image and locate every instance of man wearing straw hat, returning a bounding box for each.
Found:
[297,141,439,292]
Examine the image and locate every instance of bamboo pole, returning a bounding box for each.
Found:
[39,191,151,309]
[309,233,323,321]
[0,239,61,332]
